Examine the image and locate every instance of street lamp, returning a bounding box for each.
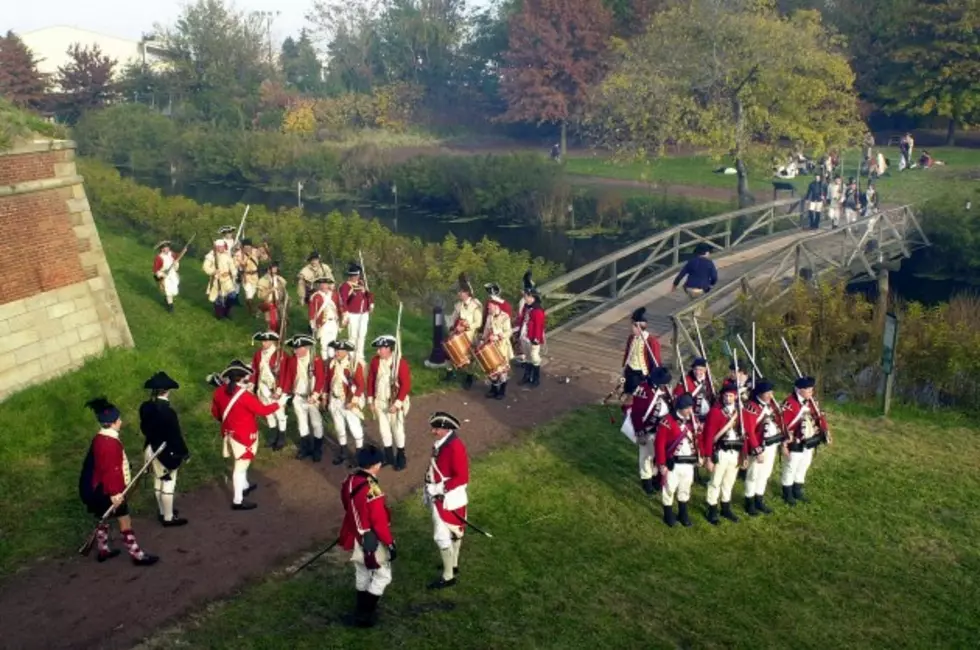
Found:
[392,182,399,232]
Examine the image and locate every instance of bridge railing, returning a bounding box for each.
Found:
[538,197,802,329]
[670,204,929,358]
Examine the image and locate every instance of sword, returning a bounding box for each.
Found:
[451,510,494,538]
[233,205,251,248]
[289,537,340,576]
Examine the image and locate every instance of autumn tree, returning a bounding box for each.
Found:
[498,0,613,154]
[55,44,118,124]
[879,0,980,145]
[588,2,861,206]
[0,31,49,110]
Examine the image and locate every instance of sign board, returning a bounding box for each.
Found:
[882,312,898,374]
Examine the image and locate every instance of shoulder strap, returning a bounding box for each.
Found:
[222,387,247,422]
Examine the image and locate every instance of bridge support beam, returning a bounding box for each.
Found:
[876,268,889,330]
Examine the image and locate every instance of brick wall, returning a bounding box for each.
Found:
[0,141,133,400]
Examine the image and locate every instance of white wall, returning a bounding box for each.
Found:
[18,26,167,81]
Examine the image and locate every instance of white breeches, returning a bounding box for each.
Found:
[146,447,178,520]
[352,542,392,596]
[661,463,695,507]
[845,208,858,224]
[638,436,656,480]
[706,449,740,505]
[431,505,464,550]
[828,206,841,226]
[807,201,823,212]
[346,312,370,362]
[162,274,180,298]
[520,339,542,366]
[374,400,407,448]
[316,321,339,360]
[745,443,778,497]
[243,282,258,300]
[329,397,363,447]
[292,396,324,438]
[232,458,251,504]
[781,448,814,486]
[257,384,287,430]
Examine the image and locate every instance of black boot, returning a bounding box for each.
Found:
[166,302,174,313]
[662,504,676,527]
[333,443,348,466]
[744,496,759,517]
[707,504,720,525]
[530,366,541,387]
[641,478,655,495]
[793,483,809,503]
[782,485,796,506]
[344,591,368,627]
[519,363,532,385]
[272,429,286,451]
[395,447,407,471]
[311,437,324,463]
[463,374,474,390]
[295,436,313,460]
[496,381,507,400]
[442,369,457,383]
[755,495,773,515]
[265,428,277,448]
[383,446,395,467]
[486,383,499,399]
[678,501,693,527]
[357,593,379,628]
[721,501,739,523]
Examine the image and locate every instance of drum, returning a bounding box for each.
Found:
[443,332,472,369]
[475,341,508,377]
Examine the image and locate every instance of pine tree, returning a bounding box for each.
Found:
[0,31,49,110]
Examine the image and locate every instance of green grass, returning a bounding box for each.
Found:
[157,407,980,649]
[566,147,980,206]
[0,223,445,574]
[0,98,67,150]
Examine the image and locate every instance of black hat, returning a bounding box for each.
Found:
[218,225,235,235]
[795,376,816,389]
[328,339,355,352]
[631,307,647,324]
[372,335,397,349]
[675,394,695,410]
[346,263,362,276]
[720,381,739,395]
[307,251,320,262]
[356,444,385,469]
[154,240,172,250]
[241,238,253,247]
[484,282,501,297]
[314,275,335,285]
[693,243,712,255]
[753,379,774,395]
[86,397,121,425]
[429,411,460,431]
[220,359,253,380]
[252,331,280,343]
[691,357,707,368]
[457,273,473,295]
[268,260,281,268]
[522,270,535,295]
[287,334,316,348]
[648,366,672,386]
[144,371,180,391]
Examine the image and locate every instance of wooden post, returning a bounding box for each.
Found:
[881,312,899,417]
[672,231,681,266]
[767,207,775,236]
[876,269,889,331]
[724,219,732,249]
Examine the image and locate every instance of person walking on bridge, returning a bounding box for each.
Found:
[671,243,718,316]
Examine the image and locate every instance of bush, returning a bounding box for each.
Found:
[0,98,67,150]
[79,159,562,305]
[911,187,980,282]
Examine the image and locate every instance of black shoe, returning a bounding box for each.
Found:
[427,577,458,590]
[519,363,531,385]
[755,495,773,514]
[678,501,693,527]
[333,445,348,466]
[744,496,759,517]
[244,483,258,496]
[793,483,809,503]
[311,437,324,463]
[97,549,121,563]
[707,504,720,525]
[496,381,507,400]
[641,478,656,495]
[295,436,313,460]
[433,564,460,576]
[162,517,189,527]
[132,553,160,566]
[530,366,541,387]
[395,448,407,471]
[442,370,457,383]
[782,485,796,507]
[272,430,286,451]
[486,384,499,399]
[721,501,740,523]
[343,591,368,628]
[463,374,474,390]
[166,303,174,313]
[662,504,676,527]
[383,446,395,467]
[265,429,277,448]
[232,501,258,511]
[157,509,180,524]
[358,593,380,628]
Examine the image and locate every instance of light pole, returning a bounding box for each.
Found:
[257,10,280,65]
[393,182,399,232]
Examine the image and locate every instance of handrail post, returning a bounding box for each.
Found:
[672,230,681,265]
[609,260,618,298]
[724,217,732,250]
[767,207,774,235]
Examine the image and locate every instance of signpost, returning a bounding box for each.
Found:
[881,312,899,416]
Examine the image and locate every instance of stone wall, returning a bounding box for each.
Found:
[0,140,133,400]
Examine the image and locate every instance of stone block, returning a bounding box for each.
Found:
[36,317,65,339]
[66,198,89,214]
[46,300,77,319]
[86,277,106,293]
[57,282,89,301]
[104,328,125,348]
[8,311,41,333]
[72,184,86,200]
[76,322,103,342]
[23,292,58,311]
[70,337,105,362]
[72,224,96,242]
[0,300,27,322]
[78,251,102,269]
[0,329,40,354]
[41,352,72,374]
[53,162,74,177]
[73,295,95,311]
[0,320,9,336]
[15,343,47,364]
[61,307,98,330]
[43,328,80,355]
[0,352,18,373]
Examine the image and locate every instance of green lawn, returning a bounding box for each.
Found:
[0,224,444,574]
[159,407,980,649]
[566,147,980,206]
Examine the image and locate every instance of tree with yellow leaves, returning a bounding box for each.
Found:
[282,99,317,135]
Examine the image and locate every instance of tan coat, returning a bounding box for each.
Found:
[203,250,237,302]
[481,310,514,361]
[297,261,334,302]
[451,297,484,346]
[257,273,287,306]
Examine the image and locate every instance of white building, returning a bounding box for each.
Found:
[17,26,170,81]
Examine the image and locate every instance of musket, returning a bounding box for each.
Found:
[732,347,746,454]
[692,317,716,401]
[391,302,403,394]
[289,538,340,576]
[174,234,196,264]
[751,322,757,388]
[450,510,494,538]
[358,249,370,293]
[735,333,790,439]
[233,205,251,248]
[79,442,167,555]
[780,336,832,445]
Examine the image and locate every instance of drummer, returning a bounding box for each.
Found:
[480,299,514,400]
[444,274,483,390]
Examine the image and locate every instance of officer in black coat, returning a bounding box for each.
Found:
[140,371,190,527]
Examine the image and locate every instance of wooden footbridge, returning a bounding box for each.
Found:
[539,200,929,381]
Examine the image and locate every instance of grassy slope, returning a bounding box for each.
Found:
[0,224,443,573]
[163,407,980,650]
[566,147,980,205]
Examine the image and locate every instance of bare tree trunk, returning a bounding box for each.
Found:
[560,121,567,157]
[735,156,752,208]
[946,118,956,146]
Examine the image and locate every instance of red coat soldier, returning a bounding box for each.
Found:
[211,360,281,510]
[424,411,470,590]
[326,340,367,465]
[701,384,747,525]
[280,335,327,462]
[779,376,831,505]
[622,307,662,395]
[720,362,751,403]
[742,379,784,515]
[517,271,546,387]
[339,445,396,628]
[655,393,700,527]
[673,357,713,420]
[340,263,374,363]
[309,276,345,360]
[79,397,159,565]
[627,367,672,495]
[482,282,513,325]
[366,334,412,470]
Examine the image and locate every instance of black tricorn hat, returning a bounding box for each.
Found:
[307,250,320,261]
[753,379,774,395]
[675,393,695,410]
[356,444,385,469]
[522,270,535,294]
[144,371,179,391]
[648,366,672,386]
[693,243,712,255]
[346,263,362,276]
[795,376,816,389]
[241,238,253,246]
[328,339,356,352]
[631,307,647,324]
[429,411,460,430]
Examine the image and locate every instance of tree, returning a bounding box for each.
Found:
[588,2,861,206]
[879,0,980,145]
[498,0,613,154]
[308,0,384,93]
[0,31,49,110]
[55,44,118,124]
[281,30,325,94]
[373,0,466,95]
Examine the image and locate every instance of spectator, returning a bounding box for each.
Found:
[805,173,825,229]
[672,243,718,306]
[843,178,859,224]
[826,174,843,228]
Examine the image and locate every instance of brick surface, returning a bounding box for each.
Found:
[0,151,62,186]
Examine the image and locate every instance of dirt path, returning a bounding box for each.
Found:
[0,371,603,650]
